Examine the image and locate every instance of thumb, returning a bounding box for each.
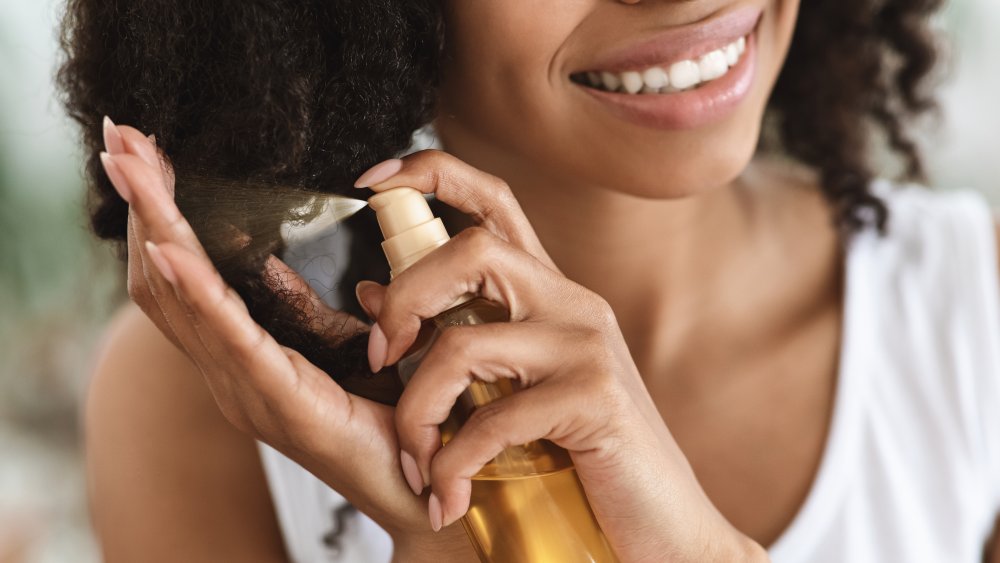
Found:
[355,280,386,321]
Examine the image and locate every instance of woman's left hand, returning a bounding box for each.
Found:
[357,150,769,562]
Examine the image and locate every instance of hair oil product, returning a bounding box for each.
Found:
[368,187,619,563]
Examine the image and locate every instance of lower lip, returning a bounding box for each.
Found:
[576,31,758,131]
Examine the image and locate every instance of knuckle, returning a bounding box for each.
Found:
[423,148,451,166]
[436,326,473,359]
[239,326,270,361]
[579,287,618,331]
[429,450,456,488]
[413,149,452,178]
[194,279,229,315]
[165,213,191,239]
[466,401,508,446]
[586,357,631,412]
[455,226,499,259]
[394,395,420,437]
[217,401,255,436]
[491,177,517,208]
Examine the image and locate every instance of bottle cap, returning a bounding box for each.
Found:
[368,187,450,278]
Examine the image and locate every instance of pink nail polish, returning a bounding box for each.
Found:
[399,450,425,495]
[368,323,387,373]
[144,241,178,285]
[100,152,132,203]
[354,159,403,188]
[103,116,125,155]
[428,493,443,532]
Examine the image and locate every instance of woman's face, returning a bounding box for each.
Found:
[435,0,799,199]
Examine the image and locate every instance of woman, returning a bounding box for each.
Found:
[59,0,1000,561]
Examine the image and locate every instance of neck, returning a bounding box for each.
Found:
[435,128,777,372]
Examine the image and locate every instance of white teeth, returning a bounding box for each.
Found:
[581,34,748,95]
[724,44,740,66]
[642,67,669,90]
[621,71,644,94]
[698,50,728,81]
[601,71,621,91]
[668,60,700,90]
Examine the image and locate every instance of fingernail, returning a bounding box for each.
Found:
[400,450,425,495]
[147,134,156,146]
[428,492,443,532]
[368,322,387,373]
[354,159,402,188]
[354,281,380,319]
[100,152,132,203]
[130,137,160,168]
[145,241,177,285]
[103,116,125,155]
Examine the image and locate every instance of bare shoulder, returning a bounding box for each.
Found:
[87,303,287,562]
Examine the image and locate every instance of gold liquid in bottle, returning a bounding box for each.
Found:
[369,188,619,563]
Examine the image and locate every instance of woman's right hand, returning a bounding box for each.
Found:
[98,118,477,562]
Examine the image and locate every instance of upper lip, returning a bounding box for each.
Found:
[574,5,762,73]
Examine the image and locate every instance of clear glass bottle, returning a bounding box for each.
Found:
[368,188,619,563]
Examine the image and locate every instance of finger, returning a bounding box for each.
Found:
[126,211,181,345]
[150,241,316,410]
[427,384,586,529]
[102,120,174,195]
[127,212,173,337]
[117,124,164,172]
[102,116,126,155]
[355,280,386,321]
[99,151,205,257]
[395,321,583,487]
[355,150,558,272]
[131,208,221,364]
[109,119,196,354]
[374,226,569,368]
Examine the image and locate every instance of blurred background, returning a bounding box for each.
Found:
[1,0,999,561]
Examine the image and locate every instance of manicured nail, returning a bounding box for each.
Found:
[354,280,381,319]
[103,116,125,155]
[144,241,177,285]
[129,135,160,168]
[400,450,425,495]
[100,152,132,203]
[368,322,387,373]
[428,492,443,532]
[147,134,156,146]
[354,159,402,188]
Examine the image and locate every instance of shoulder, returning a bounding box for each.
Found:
[856,181,996,278]
[87,303,287,562]
[857,183,1000,508]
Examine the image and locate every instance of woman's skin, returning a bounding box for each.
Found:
[85,0,1000,561]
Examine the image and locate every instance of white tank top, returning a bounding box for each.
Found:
[259,181,1000,562]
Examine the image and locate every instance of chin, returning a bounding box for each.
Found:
[556,110,764,200]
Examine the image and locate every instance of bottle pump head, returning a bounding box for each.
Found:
[368,187,450,279]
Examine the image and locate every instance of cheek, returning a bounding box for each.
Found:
[438,3,586,152]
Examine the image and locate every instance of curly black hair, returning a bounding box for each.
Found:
[57,0,941,404]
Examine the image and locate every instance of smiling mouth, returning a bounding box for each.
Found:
[570,34,749,95]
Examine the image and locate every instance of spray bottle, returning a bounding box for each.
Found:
[368,187,619,563]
